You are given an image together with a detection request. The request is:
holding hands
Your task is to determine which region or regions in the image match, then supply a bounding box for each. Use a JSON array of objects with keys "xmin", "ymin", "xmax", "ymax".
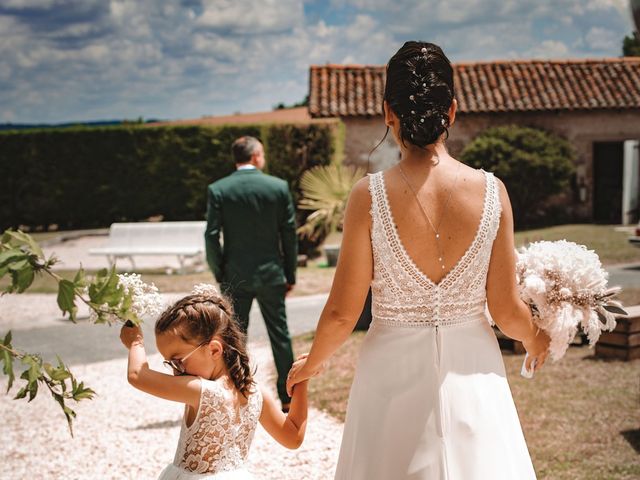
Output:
[{"xmin": 286, "ymin": 353, "xmax": 324, "ymax": 397}]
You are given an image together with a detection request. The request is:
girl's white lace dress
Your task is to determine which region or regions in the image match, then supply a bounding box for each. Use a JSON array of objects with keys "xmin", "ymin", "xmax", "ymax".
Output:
[
  {"xmin": 334, "ymin": 169, "xmax": 537, "ymax": 479},
  {"xmin": 158, "ymin": 378, "xmax": 262, "ymax": 480}
]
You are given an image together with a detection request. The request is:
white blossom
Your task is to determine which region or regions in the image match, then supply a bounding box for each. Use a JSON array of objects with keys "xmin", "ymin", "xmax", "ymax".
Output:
[
  {"xmin": 191, "ymin": 283, "xmax": 219, "ymax": 297},
  {"xmin": 89, "ymin": 273, "xmax": 164, "ymax": 323},
  {"xmin": 118, "ymin": 273, "xmax": 164, "ymax": 319}
]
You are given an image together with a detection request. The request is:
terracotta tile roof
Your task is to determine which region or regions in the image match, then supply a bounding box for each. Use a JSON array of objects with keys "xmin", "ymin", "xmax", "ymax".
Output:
[
  {"xmin": 309, "ymin": 58, "xmax": 640, "ymax": 117},
  {"xmin": 148, "ymin": 107, "xmax": 334, "ymax": 127}
]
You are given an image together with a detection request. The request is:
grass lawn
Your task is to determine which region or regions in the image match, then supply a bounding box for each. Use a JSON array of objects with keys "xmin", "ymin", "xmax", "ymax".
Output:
[
  {"xmin": 293, "ymin": 331, "xmax": 640, "ymax": 480},
  {"xmin": 513, "ymin": 224, "xmax": 640, "ymax": 266}
]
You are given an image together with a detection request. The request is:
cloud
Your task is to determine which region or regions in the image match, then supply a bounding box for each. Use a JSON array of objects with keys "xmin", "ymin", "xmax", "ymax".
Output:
[
  {"xmin": 0, "ymin": 0, "xmax": 632, "ymax": 123},
  {"xmin": 526, "ymin": 40, "xmax": 571, "ymax": 59},
  {"xmin": 584, "ymin": 26, "xmax": 621, "ymax": 52},
  {"xmin": 196, "ymin": 0, "xmax": 304, "ymax": 34}
]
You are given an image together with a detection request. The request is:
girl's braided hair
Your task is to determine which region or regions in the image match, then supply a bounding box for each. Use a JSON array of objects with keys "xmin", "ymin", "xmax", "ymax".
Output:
[{"xmin": 155, "ymin": 291, "xmax": 255, "ymax": 398}]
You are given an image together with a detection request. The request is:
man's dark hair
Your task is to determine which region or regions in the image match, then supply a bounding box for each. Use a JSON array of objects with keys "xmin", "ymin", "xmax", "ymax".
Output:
[{"xmin": 232, "ymin": 136, "xmax": 262, "ymax": 164}]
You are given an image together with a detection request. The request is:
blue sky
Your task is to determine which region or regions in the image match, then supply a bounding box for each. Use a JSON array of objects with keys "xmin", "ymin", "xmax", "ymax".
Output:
[{"xmin": 0, "ymin": 0, "xmax": 634, "ymax": 124}]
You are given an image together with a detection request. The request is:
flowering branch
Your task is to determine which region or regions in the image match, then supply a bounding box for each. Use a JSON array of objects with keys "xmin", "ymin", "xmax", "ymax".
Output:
[{"xmin": 0, "ymin": 229, "xmax": 163, "ymax": 436}]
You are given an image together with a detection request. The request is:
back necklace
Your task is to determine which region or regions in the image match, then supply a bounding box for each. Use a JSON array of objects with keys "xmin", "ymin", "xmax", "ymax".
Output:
[{"xmin": 397, "ymin": 160, "xmax": 462, "ymax": 273}]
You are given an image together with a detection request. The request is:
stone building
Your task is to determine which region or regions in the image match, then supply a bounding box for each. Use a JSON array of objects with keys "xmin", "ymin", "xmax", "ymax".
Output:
[{"xmin": 308, "ymin": 58, "xmax": 640, "ymax": 224}]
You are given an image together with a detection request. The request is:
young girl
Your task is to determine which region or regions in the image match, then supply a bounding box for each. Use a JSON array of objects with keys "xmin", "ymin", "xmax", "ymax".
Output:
[{"xmin": 120, "ymin": 288, "xmax": 308, "ymax": 479}]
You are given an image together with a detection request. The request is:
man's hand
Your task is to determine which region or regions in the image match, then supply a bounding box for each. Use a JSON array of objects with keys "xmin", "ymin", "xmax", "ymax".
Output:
[{"xmin": 286, "ymin": 283, "xmax": 295, "ymax": 296}]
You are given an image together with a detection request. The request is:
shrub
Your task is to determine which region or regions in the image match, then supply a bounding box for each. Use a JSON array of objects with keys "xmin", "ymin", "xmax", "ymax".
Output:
[{"xmin": 460, "ymin": 125, "xmax": 576, "ymax": 228}]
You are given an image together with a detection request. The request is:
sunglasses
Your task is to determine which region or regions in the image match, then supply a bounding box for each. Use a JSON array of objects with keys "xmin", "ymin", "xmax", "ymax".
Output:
[{"xmin": 163, "ymin": 341, "xmax": 208, "ymax": 375}]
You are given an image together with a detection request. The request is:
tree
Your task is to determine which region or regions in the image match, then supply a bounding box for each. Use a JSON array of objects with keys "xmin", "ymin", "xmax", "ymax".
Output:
[
  {"xmin": 622, "ymin": 33, "xmax": 640, "ymax": 56},
  {"xmin": 460, "ymin": 125, "xmax": 576, "ymax": 228},
  {"xmin": 273, "ymin": 95, "xmax": 309, "ymax": 110}
]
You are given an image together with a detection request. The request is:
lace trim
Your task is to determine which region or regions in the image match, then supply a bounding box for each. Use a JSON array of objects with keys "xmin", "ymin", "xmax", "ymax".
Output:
[
  {"xmin": 372, "ymin": 314, "xmax": 486, "ymax": 328},
  {"xmin": 375, "ymin": 169, "xmax": 493, "ymax": 291}
]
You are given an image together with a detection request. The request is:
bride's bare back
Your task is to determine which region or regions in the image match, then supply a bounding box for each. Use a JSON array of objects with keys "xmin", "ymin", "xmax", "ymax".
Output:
[{"xmin": 383, "ymin": 159, "xmax": 487, "ymax": 286}]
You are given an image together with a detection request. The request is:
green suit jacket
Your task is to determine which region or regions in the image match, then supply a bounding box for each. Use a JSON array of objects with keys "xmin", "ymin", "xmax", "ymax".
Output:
[{"xmin": 205, "ymin": 168, "xmax": 297, "ymax": 288}]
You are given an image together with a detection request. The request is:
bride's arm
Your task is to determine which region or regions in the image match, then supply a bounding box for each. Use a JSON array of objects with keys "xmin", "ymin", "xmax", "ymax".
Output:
[
  {"xmin": 486, "ymin": 177, "xmax": 538, "ymax": 341},
  {"xmin": 286, "ymin": 177, "xmax": 373, "ymax": 394}
]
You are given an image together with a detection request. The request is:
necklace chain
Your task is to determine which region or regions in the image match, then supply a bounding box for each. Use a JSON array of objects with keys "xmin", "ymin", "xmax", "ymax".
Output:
[{"xmin": 397, "ymin": 160, "xmax": 462, "ymax": 271}]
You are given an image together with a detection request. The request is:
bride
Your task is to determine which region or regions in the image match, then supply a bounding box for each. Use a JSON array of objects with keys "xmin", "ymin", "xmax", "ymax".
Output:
[{"xmin": 286, "ymin": 41, "xmax": 551, "ymax": 479}]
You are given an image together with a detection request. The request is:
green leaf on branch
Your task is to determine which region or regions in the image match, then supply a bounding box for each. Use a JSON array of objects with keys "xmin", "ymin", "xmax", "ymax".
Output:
[
  {"xmin": 116, "ymin": 292, "xmax": 141, "ymax": 325},
  {"xmin": 20, "ymin": 354, "xmax": 42, "ymax": 401},
  {"xmin": 44, "ymin": 362, "xmax": 71, "ymax": 382},
  {"xmin": 14, "ymin": 385, "xmax": 28, "ymax": 399},
  {"xmin": 8, "ymin": 258, "xmax": 29, "ymax": 271},
  {"xmin": 1, "ymin": 230, "xmax": 44, "ymax": 258},
  {"xmin": 72, "ymin": 381, "xmax": 96, "ymax": 401},
  {"xmin": 89, "ymin": 267, "xmax": 123, "ymax": 307},
  {"xmin": 73, "ymin": 267, "xmax": 88, "ymax": 289},
  {"xmin": 0, "ymin": 249, "xmax": 27, "ymax": 268},
  {"xmin": 16, "ymin": 365, "xmax": 39, "ymax": 402},
  {"xmin": 1, "ymin": 331, "xmax": 15, "ymax": 392},
  {"xmin": 10, "ymin": 266, "xmax": 35, "ymax": 293},
  {"xmin": 57, "ymin": 279, "xmax": 78, "ymax": 322}
]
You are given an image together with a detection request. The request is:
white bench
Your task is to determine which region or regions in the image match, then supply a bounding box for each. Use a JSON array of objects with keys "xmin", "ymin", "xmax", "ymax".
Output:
[{"xmin": 89, "ymin": 221, "xmax": 207, "ymax": 272}]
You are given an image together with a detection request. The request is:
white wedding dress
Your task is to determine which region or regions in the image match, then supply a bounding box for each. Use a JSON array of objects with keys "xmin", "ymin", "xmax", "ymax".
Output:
[
  {"xmin": 158, "ymin": 378, "xmax": 262, "ymax": 480},
  {"xmin": 334, "ymin": 169, "xmax": 537, "ymax": 479}
]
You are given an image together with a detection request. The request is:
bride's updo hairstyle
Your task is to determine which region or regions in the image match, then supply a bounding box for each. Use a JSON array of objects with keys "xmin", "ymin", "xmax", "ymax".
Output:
[{"xmin": 383, "ymin": 41, "xmax": 455, "ymax": 149}]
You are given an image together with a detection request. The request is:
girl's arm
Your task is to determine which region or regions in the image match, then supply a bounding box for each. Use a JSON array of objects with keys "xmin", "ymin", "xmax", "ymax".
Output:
[
  {"xmin": 120, "ymin": 325, "xmax": 201, "ymax": 408},
  {"xmin": 259, "ymin": 381, "xmax": 308, "ymax": 449},
  {"xmin": 286, "ymin": 177, "xmax": 373, "ymax": 395}
]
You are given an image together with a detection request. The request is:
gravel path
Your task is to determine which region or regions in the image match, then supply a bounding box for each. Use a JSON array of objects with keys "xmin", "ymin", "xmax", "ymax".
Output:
[{"xmin": 0, "ymin": 342, "xmax": 343, "ymax": 479}]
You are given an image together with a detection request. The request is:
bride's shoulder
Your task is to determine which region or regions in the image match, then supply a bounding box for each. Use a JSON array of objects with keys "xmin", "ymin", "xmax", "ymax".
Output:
[
  {"xmin": 350, "ymin": 174, "xmax": 372, "ymax": 200},
  {"xmin": 344, "ymin": 175, "xmax": 373, "ymax": 217}
]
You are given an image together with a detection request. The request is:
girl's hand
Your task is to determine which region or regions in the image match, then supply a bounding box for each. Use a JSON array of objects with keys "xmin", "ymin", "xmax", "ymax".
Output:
[
  {"xmin": 120, "ymin": 324, "xmax": 144, "ymax": 349},
  {"xmin": 522, "ymin": 327, "xmax": 550, "ymax": 373},
  {"xmin": 286, "ymin": 356, "xmax": 324, "ymax": 396}
]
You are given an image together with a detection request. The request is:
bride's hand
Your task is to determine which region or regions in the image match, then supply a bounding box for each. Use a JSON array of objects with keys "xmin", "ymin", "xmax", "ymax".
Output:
[
  {"xmin": 522, "ymin": 327, "xmax": 551, "ymax": 373},
  {"xmin": 286, "ymin": 355, "xmax": 324, "ymax": 396}
]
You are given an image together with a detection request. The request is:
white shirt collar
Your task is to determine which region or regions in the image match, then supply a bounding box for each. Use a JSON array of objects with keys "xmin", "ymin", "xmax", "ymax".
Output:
[{"xmin": 236, "ymin": 164, "xmax": 257, "ymax": 171}]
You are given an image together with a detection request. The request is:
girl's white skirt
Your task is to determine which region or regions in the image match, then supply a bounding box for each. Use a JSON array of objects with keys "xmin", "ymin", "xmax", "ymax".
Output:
[{"xmin": 158, "ymin": 464, "xmax": 254, "ymax": 480}]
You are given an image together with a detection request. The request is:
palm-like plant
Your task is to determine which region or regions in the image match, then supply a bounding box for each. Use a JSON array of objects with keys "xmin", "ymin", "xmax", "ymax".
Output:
[{"xmin": 297, "ymin": 164, "xmax": 366, "ymax": 241}]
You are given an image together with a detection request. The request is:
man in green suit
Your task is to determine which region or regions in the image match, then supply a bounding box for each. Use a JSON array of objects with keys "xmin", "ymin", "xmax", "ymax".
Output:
[{"xmin": 205, "ymin": 136, "xmax": 297, "ymax": 410}]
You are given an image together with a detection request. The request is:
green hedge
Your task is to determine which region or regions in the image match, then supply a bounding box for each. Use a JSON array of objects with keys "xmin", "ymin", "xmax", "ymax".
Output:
[{"xmin": 0, "ymin": 123, "xmax": 340, "ymax": 230}]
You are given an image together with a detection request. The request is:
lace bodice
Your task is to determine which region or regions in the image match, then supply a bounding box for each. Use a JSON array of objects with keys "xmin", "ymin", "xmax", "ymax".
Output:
[
  {"xmin": 368, "ymin": 169, "xmax": 501, "ymax": 328},
  {"xmin": 173, "ymin": 379, "xmax": 262, "ymax": 475}
]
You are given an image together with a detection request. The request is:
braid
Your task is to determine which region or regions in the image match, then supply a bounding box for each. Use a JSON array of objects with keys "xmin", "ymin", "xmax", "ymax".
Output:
[
  {"xmin": 155, "ymin": 291, "xmax": 255, "ymax": 398},
  {"xmin": 383, "ymin": 41, "xmax": 455, "ymax": 149},
  {"xmin": 221, "ymin": 327, "xmax": 256, "ymax": 398}
]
